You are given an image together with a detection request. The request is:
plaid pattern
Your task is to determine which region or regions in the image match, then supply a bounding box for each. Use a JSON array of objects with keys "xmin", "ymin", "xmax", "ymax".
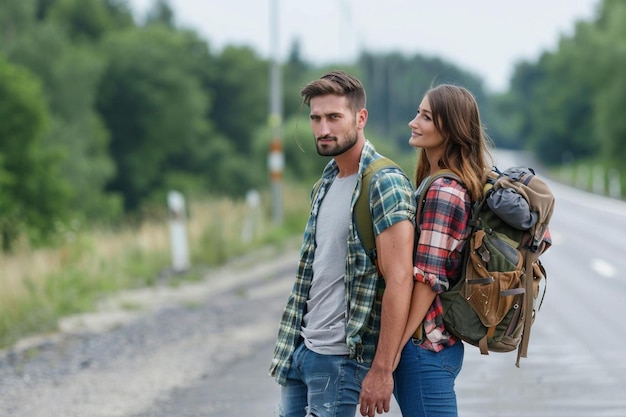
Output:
[
  {"xmin": 414, "ymin": 177, "xmax": 471, "ymax": 352},
  {"xmin": 269, "ymin": 141, "xmax": 415, "ymax": 385}
]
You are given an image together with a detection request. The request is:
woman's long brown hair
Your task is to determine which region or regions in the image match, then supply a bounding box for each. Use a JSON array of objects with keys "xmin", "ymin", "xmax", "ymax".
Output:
[{"xmin": 414, "ymin": 84, "xmax": 493, "ymax": 202}]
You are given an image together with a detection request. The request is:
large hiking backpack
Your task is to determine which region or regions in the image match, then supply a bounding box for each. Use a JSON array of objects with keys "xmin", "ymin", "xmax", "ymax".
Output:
[{"xmin": 417, "ymin": 166, "xmax": 555, "ymax": 366}]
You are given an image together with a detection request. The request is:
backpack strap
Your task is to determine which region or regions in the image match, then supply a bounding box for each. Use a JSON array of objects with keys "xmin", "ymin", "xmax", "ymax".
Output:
[
  {"xmin": 413, "ymin": 169, "xmax": 463, "ymax": 341},
  {"xmin": 312, "ymin": 157, "xmax": 404, "ymax": 262},
  {"xmin": 415, "ymin": 169, "xmax": 463, "ymax": 241},
  {"xmin": 355, "ymin": 157, "xmax": 404, "ymax": 261},
  {"xmin": 311, "ymin": 158, "xmax": 405, "ymax": 301},
  {"xmin": 515, "ymin": 253, "xmax": 532, "ymax": 366},
  {"xmin": 515, "ymin": 246, "xmax": 546, "ymax": 366}
]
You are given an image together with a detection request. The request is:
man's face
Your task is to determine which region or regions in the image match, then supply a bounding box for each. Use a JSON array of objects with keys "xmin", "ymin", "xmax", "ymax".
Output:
[{"xmin": 309, "ymin": 94, "xmax": 359, "ymax": 157}]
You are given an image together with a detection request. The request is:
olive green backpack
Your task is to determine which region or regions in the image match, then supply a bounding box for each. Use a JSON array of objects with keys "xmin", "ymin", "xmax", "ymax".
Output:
[{"xmin": 417, "ymin": 167, "xmax": 555, "ymax": 367}]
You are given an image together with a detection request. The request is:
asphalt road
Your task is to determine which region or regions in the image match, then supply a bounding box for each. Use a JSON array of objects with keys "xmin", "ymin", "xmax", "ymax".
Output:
[{"xmin": 1, "ymin": 172, "xmax": 626, "ymax": 416}]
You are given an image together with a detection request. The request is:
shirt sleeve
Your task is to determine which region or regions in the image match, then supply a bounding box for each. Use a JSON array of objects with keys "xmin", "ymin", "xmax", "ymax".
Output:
[
  {"xmin": 414, "ymin": 178, "xmax": 470, "ymax": 293},
  {"xmin": 369, "ymin": 169, "xmax": 416, "ymax": 237}
]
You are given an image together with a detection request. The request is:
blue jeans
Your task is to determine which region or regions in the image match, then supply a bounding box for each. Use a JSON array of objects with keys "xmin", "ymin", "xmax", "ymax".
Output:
[
  {"xmin": 393, "ymin": 340, "xmax": 464, "ymax": 417},
  {"xmin": 279, "ymin": 342, "xmax": 370, "ymax": 417}
]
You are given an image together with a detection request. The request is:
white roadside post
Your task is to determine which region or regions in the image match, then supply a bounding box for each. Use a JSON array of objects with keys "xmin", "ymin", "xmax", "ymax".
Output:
[
  {"xmin": 592, "ymin": 165, "xmax": 605, "ymax": 195},
  {"xmin": 167, "ymin": 190, "xmax": 190, "ymax": 273},
  {"xmin": 608, "ymin": 168, "xmax": 622, "ymax": 200},
  {"xmin": 242, "ymin": 189, "xmax": 261, "ymax": 244}
]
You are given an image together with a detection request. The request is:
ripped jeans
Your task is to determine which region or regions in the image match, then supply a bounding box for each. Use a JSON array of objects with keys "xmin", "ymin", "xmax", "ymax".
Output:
[{"xmin": 278, "ymin": 342, "xmax": 369, "ymax": 417}]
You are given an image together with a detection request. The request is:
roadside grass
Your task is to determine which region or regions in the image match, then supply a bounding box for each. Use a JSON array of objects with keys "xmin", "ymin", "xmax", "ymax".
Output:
[
  {"xmin": 0, "ymin": 184, "xmax": 309, "ymax": 349},
  {"xmin": 553, "ymin": 160, "xmax": 624, "ymax": 199}
]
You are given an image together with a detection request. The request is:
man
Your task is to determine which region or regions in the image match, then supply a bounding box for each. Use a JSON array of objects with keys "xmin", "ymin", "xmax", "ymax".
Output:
[{"xmin": 269, "ymin": 70, "xmax": 416, "ymax": 417}]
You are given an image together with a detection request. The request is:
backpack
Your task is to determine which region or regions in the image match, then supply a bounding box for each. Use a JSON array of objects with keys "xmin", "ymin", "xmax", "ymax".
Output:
[{"xmin": 417, "ymin": 166, "xmax": 555, "ymax": 367}]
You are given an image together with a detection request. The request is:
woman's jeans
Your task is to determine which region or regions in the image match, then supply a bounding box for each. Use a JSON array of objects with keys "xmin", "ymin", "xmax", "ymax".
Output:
[
  {"xmin": 393, "ymin": 340, "xmax": 464, "ymax": 417},
  {"xmin": 279, "ymin": 342, "xmax": 370, "ymax": 417}
]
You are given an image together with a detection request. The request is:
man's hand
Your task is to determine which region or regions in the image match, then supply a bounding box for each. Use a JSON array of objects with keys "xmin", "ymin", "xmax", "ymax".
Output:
[{"xmin": 359, "ymin": 367, "xmax": 394, "ymax": 417}]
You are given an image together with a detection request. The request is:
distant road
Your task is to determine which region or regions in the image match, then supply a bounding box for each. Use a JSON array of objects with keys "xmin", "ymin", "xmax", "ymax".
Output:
[{"xmin": 1, "ymin": 151, "xmax": 625, "ymax": 417}]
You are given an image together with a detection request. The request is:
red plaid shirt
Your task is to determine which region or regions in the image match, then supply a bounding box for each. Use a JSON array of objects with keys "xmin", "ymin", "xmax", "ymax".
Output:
[{"xmin": 414, "ymin": 176, "xmax": 471, "ymax": 352}]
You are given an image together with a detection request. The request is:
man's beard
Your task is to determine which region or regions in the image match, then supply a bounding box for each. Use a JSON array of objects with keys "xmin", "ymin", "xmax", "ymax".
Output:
[{"xmin": 315, "ymin": 128, "xmax": 358, "ymax": 157}]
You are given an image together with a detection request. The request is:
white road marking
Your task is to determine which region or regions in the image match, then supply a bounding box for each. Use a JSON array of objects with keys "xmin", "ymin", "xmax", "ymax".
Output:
[{"xmin": 591, "ymin": 258, "xmax": 616, "ymax": 279}]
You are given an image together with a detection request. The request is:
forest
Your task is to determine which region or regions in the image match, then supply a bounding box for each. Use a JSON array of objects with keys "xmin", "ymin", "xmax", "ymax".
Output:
[{"xmin": 1, "ymin": 0, "xmax": 624, "ymax": 252}]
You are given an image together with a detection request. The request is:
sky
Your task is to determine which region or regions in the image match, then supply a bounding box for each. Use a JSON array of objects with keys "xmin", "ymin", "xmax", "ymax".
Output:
[{"xmin": 128, "ymin": 0, "xmax": 601, "ymax": 92}]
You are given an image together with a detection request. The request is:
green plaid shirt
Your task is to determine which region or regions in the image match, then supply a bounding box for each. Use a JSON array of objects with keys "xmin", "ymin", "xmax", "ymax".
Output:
[{"xmin": 269, "ymin": 141, "xmax": 416, "ymax": 385}]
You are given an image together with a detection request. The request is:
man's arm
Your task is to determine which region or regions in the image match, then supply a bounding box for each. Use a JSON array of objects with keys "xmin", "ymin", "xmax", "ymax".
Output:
[
  {"xmin": 359, "ymin": 219, "xmax": 414, "ymax": 417},
  {"xmin": 393, "ymin": 281, "xmax": 436, "ymax": 368}
]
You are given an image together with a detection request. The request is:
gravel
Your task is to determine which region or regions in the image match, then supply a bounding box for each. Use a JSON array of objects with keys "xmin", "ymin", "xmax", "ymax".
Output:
[{"xmin": 0, "ymin": 245, "xmax": 298, "ymax": 417}]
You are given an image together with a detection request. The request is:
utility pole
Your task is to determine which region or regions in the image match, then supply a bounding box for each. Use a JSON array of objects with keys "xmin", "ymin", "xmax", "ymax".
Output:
[{"xmin": 268, "ymin": 0, "xmax": 284, "ymax": 225}]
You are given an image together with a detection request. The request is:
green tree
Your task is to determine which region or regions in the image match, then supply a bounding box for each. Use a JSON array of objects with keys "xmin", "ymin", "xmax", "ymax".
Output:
[
  {"xmin": 0, "ymin": 0, "xmax": 36, "ymax": 47},
  {"xmin": 97, "ymin": 25, "xmax": 214, "ymax": 209},
  {"xmin": 281, "ymin": 39, "xmax": 315, "ymax": 122},
  {"xmin": 505, "ymin": 0, "xmax": 626, "ymax": 166},
  {"xmin": 482, "ymin": 91, "xmax": 524, "ymax": 150},
  {"xmin": 358, "ymin": 52, "xmax": 488, "ymax": 149},
  {"xmin": 46, "ymin": 0, "xmax": 133, "ymax": 42},
  {"xmin": 591, "ymin": 0, "xmax": 626, "ymax": 165},
  {"xmin": 209, "ymin": 45, "xmax": 270, "ymax": 156},
  {"xmin": 7, "ymin": 22, "xmax": 120, "ymax": 221},
  {"xmin": 526, "ymin": 27, "xmax": 598, "ymax": 164},
  {"xmin": 145, "ymin": 0, "xmax": 175, "ymax": 27},
  {"xmin": 0, "ymin": 55, "xmax": 70, "ymax": 250}
]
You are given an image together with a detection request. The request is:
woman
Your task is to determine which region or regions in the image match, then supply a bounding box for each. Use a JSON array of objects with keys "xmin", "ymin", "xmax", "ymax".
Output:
[{"xmin": 393, "ymin": 84, "xmax": 493, "ymax": 417}]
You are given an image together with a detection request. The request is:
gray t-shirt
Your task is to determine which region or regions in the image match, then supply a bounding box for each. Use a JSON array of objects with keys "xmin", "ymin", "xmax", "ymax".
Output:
[{"xmin": 301, "ymin": 173, "xmax": 358, "ymax": 355}]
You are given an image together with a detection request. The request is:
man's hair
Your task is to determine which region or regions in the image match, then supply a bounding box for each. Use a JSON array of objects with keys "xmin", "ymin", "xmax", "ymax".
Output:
[{"xmin": 300, "ymin": 70, "xmax": 366, "ymax": 113}]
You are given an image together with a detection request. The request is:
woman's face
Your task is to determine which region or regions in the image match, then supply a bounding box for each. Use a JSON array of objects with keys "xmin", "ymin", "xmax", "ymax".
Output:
[{"xmin": 408, "ymin": 95, "xmax": 445, "ymax": 152}]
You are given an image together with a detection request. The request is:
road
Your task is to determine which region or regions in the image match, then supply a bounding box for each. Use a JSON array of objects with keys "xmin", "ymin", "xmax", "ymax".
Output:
[{"xmin": 1, "ymin": 153, "xmax": 626, "ymax": 416}]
